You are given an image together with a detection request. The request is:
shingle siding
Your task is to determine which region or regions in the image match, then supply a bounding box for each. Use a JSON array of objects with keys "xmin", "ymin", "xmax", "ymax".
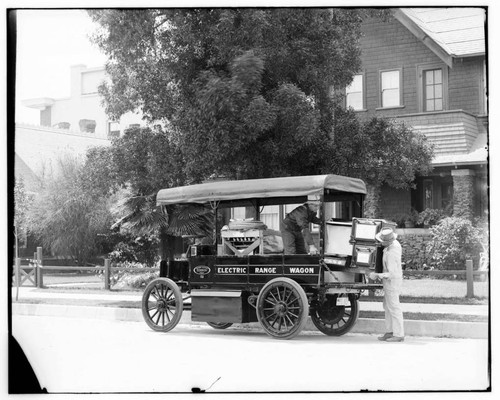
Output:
[
  {"xmin": 448, "ymin": 58, "xmax": 483, "ymax": 114},
  {"xmin": 358, "ymin": 16, "xmax": 484, "ymax": 119}
]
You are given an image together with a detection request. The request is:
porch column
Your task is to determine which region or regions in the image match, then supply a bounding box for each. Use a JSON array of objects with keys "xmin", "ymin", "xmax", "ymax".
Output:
[{"xmin": 451, "ymin": 169, "xmax": 475, "ymax": 221}]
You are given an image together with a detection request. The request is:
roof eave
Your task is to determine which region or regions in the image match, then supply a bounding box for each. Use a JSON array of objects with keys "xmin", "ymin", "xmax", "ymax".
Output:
[{"xmin": 393, "ymin": 9, "xmax": 453, "ymax": 68}]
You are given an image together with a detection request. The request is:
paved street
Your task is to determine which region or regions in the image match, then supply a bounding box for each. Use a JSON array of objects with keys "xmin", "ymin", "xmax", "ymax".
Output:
[{"xmin": 13, "ymin": 314, "xmax": 489, "ymax": 394}]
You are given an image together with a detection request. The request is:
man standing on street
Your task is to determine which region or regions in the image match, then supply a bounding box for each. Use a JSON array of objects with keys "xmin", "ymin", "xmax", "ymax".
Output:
[{"xmin": 369, "ymin": 228, "xmax": 405, "ymax": 342}]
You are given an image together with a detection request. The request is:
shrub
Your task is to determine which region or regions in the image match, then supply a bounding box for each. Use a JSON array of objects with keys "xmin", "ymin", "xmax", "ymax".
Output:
[
  {"xmin": 105, "ymin": 261, "xmax": 159, "ymax": 289},
  {"xmin": 426, "ymin": 217, "xmax": 483, "ymax": 270},
  {"xmin": 417, "ymin": 208, "xmax": 447, "ymax": 227},
  {"xmin": 108, "ymin": 235, "xmax": 160, "ymax": 267}
]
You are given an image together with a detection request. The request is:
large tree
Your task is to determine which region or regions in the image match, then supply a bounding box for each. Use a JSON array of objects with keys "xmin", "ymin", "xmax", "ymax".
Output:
[
  {"xmin": 88, "ymin": 8, "xmax": 432, "ymax": 222},
  {"xmin": 88, "ymin": 8, "xmax": 374, "ymax": 180}
]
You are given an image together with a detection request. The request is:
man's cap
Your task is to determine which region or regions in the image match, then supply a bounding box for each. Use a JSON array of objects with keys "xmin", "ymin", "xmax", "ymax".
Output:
[
  {"xmin": 375, "ymin": 228, "xmax": 398, "ymax": 244},
  {"xmin": 307, "ymin": 194, "xmax": 321, "ymax": 203}
]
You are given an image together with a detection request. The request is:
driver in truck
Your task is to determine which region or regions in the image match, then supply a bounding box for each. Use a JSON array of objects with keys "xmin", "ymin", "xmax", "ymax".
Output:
[{"xmin": 280, "ymin": 195, "xmax": 321, "ymax": 255}]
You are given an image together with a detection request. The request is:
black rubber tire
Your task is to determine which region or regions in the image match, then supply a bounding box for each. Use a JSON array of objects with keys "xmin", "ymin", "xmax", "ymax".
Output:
[
  {"xmin": 311, "ymin": 293, "xmax": 360, "ymax": 336},
  {"xmin": 256, "ymin": 277, "xmax": 309, "ymax": 340},
  {"xmin": 142, "ymin": 277, "xmax": 183, "ymax": 332},
  {"xmin": 206, "ymin": 322, "xmax": 233, "ymax": 329}
]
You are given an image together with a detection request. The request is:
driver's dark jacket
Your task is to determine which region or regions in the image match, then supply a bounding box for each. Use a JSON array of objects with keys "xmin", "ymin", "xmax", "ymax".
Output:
[{"xmin": 280, "ymin": 204, "xmax": 321, "ymax": 246}]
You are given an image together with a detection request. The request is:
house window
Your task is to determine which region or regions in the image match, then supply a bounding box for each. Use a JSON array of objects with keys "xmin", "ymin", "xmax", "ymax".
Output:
[
  {"xmin": 423, "ymin": 179, "xmax": 434, "ymax": 209},
  {"xmin": 79, "ymin": 119, "xmax": 96, "ymax": 133},
  {"xmin": 108, "ymin": 122, "xmax": 120, "ymax": 138},
  {"xmin": 81, "ymin": 70, "xmax": 104, "ymax": 95},
  {"xmin": 424, "ymin": 69, "xmax": 443, "ymax": 111},
  {"xmin": 231, "ymin": 207, "xmax": 246, "ymax": 220},
  {"xmin": 417, "ymin": 63, "xmax": 448, "ymax": 112},
  {"xmin": 380, "ymin": 69, "xmax": 401, "ymax": 108},
  {"xmin": 260, "ymin": 205, "xmax": 280, "ymax": 230},
  {"xmin": 346, "ymin": 74, "xmax": 364, "ymax": 110}
]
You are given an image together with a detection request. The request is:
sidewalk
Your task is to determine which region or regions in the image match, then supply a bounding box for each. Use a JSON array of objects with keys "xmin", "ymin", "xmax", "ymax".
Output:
[{"xmin": 11, "ymin": 286, "xmax": 489, "ymax": 339}]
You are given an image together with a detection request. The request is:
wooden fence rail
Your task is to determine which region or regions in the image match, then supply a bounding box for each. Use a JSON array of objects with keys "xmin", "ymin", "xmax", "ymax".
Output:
[{"xmin": 14, "ymin": 249, "xmax": 488, "ymax": 298}]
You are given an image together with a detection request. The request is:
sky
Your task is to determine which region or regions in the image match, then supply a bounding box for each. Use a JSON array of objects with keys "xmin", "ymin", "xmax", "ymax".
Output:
[{"xmin": 15, "ymin": 9, "xmax": 108, "ymax": 124}]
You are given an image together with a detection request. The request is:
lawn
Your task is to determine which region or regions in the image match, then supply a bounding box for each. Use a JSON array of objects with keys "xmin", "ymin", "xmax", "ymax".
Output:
[
  {"xmin": 402, "ymin": 277, "xmax": 489, "ymax": 299},
  {"xmin": 361, "ymin": 277, "xmax": 489, "ymax": 304}
]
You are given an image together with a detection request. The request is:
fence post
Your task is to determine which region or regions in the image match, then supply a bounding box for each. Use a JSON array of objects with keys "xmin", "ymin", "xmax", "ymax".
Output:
[
  {"xmin": 466, "ymin": 259, "xmax": 474, "ymax": 298},
  {"xmin": 15, "ymin": 257, "xmax": 21, "ymax": 287},
  {"xmin": 33, "ymin": 252, "xmax": 38, "ymax": 285},
  {"xmin": 15, "ymin": 257, "xmax": 21, "ymax": 301},
  {"xmin": 36, "ymin": 247, "xmax": 44, "ymax": 289},
  {"xmin": 104, "ymin": 259, "xmax": 110, "ymax": 290}
]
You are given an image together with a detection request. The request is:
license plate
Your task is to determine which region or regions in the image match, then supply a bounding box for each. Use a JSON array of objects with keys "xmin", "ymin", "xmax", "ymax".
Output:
[{"xmin": 336, "ymin": 296, "xmax": 349, "ymax": 306}]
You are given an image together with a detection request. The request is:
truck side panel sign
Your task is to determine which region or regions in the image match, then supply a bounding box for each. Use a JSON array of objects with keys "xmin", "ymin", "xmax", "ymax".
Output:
[{"xmin": 214, "ymin": 266, "xmax": 318, "ymax": 274}]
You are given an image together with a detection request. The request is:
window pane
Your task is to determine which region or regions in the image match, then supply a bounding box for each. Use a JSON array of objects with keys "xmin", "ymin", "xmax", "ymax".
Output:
[
  {"xmin": 347, "ymin": 93, "xmax": 363, "ymax": 110},
  {"xmin": 426, "ymin": 100, "xmax": 434, "ymax": 111},
  {"xmin": 260, "ymin": 205, "xmax": 279, "ymax": 230},
  {"xmin": 425, "ymin": 71, "xmax": 434, "ymax": 85},
  {"xmin": 346, "ymin": 75, "xmax": 363, "ymax": 110},
  {"xmin": 347, "ymin": 75, "xmax": 362, "ymax": 92},
  {"xmin": 434, "ymin": 84, "xmax": 442, "ymax": 99},
  {"xmin": 232, "ymin": 207, "xmax": 246, "ymax": 220},
  {"xmin": 434, "ymin": 99, "xmax": 443, "ymax": 110},
  {"xmin": 426, "ymin": 84, "xmax": 434, "ymax": 98},
  {"xmin": 434, "ymin": 69, "xmax": 442, "ymax": 84},
  {"xmin": 383, "ymin": 88, "xmax": 400, "ymax": 107},
  {"xmin": 424, "ymin": 180, "xmax": 433, "ymax": 209},
  {"xmin": 382, "ymin": 70, "xmax": 399, "ymax": 89}
]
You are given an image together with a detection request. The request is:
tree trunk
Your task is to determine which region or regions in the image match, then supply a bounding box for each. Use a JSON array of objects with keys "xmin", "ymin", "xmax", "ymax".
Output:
[{"xmin": 364, "ymin": 183, "xmax": 382, "ymax": 218}]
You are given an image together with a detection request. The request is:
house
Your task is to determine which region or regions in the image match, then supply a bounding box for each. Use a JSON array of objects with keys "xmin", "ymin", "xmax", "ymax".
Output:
[
  {"xmin": 347, "ymin": 7, "xmax": 488, "ymax": 223},
  {"xmin": 15, "ymin": 64, "xmax": 145, "ymax": 256},
  {"xmin": 22, "ymin": 64, "xmax": 144, "ymax": 139}
]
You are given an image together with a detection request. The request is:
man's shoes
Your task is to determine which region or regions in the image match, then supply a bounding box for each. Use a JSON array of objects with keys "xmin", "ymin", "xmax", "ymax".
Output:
[
  {"xmin": 377, "ymin": 332, "xmax": 393, "ymax": 341},
  {"xmin": 385, "ymin": 336, "xmax": 405, "ymax": 342}
]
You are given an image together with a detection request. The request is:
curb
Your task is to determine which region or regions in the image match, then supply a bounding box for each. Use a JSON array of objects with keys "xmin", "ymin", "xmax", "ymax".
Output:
[{"xmin": 12, "ymin": 303, "xmax": 488, "ymax": 339}]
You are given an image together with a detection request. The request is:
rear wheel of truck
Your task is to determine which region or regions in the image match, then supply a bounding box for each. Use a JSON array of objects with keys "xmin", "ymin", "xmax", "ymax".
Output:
[
  {"xmin": 256, "ymin": 277, "xmax": 309, "ymax": 340},
  {"xmin": 142, "ymin": 278, "xmax": 183, "ymax": 332},
  {"xmin": 311, "ymin": 293, "xmax": 359, "ymax": 336}
]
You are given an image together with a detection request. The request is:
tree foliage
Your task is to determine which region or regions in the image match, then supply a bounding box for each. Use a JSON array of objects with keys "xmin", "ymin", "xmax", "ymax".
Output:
[
  {"xmin": 14, "ymin": 177, "xmax": 34, "ymax": 250},
  {"xmin": 88, "ymin": 8, "xmax": 371, "ymax": 180},
  {"xmin": 330, "ymin": 107, "xmax": 434, "ymax": 189},
  {"xmin": 110, "ymin": 126, "xmax": 186, "ymax": 194},
  {"xmin": 106, "ymin": 126, "xmax": 214, "ymax": 259},
  {"xmin": 28, "ymin": 156, "xmax": 115, "ymax": 264}
]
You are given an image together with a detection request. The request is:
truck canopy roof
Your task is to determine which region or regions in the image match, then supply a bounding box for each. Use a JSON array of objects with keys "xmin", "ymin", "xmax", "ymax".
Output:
[{"xmin": 156, "ymin": 175, "xmax": 366, "ymax": 207}]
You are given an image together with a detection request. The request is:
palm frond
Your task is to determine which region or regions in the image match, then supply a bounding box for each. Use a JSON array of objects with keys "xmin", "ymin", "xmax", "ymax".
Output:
[{"xmin": 112, "ymin": 194, "xmax": 213, "ymax": 237}]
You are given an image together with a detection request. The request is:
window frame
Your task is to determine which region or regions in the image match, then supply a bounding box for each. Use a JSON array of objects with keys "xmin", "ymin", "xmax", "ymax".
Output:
[
  {"xmin": 345, "ymin": 72, "xmax": 366, "ymax": 111},
  {"xmin": 417, "ymin": 63, "xmax": 448, "ymax": 113},
  {"xmin": 423, "ymin": 179, "xmax": 434, "ymax": 210},
  {"xmin": 378, "ymin": 68, "xmax": 403, "ymax": 109},
  {"xmin": 107, "ymin": 121, "xmax": 120, "ymax": 138}
]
